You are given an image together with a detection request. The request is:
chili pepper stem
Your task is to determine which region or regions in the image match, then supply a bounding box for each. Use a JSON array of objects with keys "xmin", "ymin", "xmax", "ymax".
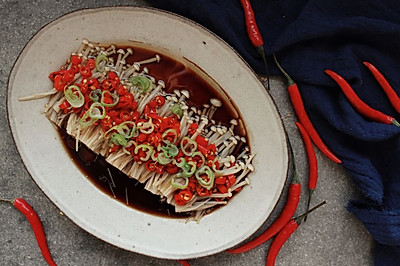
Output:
[
  {"xmin": 304, "ymin": 189, "xmax": 314, "ymax": 222},
  {"xmin": 392, "ymin": 119, "xmax": 400, "ymax": 126},
  {"xmin": 295, "ymin": 200, "xmax": 326, "ymax": 225},
  {"xmin": 0, "ymin": 198, "xmax": 14, "ymax": 204},
  {"xmin": 256, "ymin": 46, "xmax": 270, "ymax": 90},
  {"xmin": 272, "ymin": 53, "xmax": 295, "ymax": 86}
]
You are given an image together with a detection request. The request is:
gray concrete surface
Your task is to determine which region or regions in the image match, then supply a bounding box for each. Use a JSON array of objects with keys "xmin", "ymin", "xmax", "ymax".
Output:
[{"xmin": 0, "ymin": 0, "xmax": 373, "ymax": 265}]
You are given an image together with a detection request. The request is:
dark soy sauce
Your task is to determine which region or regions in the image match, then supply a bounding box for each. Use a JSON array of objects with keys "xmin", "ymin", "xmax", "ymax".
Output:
[{"xmin": 58, "ymin": 44, "xmax": 247, "ymax": 218}]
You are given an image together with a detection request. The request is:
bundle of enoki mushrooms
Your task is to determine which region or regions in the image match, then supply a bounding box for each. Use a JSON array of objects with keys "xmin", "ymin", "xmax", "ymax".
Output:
[{"xmin": 20, "ymin": 39, "xmax": 255, "ymax": 222}]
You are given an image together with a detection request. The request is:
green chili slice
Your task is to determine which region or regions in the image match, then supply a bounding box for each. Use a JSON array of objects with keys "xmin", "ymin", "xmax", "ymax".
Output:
[
  {"xmin": 117, "ymin": 121, "xmax": 136, "ymax": 139},
  {"xmin": 175, "ymin": 158, "xmax": 187, "ymax": 168},
  {"xmin": 138, "ymin": 117, "xmax": 154, "ymax": 134},
  {"xmin": 64, "ymin": 85, "xmax": 84, "ymax": 108},
  {"xmin": 88, "ymin": 102, "xmax": 106, "ymax": 119},
  {"xmin": 89, "ymin": 89, "xmax": 102, "ymax": 102},
  {"xmin": 161, "ymin": 129, "xmax": 178, "ymax": 144},
  {"xmin": 162, "ymin": 143, "xmax": 179, "ymax": 158},
  {"xmin": 195, "ymin": 165, "xmax": 215, "ymax": 189},
  {"xmin": 157, "ymin": 152, "xmax": 173, "ymax": 165},
  {"xmin": 95, "ymin": 53, "xmax": 108, "ymax": 72},
  {"xmin": 181, "ymin": 136, "xmax": 198, "ymax": 156},
  {"xmin": 78, "ymin": 102, "xmax": 105, "ymax": 128},
  {"xmin": 170, "ymin": 176, "xmax": 189, "ymax": 190},
  {"xmin": 129, "ymin": 75, "xmax": 154, "ymax": 94},
  {"xmin": 181, "ymin": 161, "xmax": 197, "ymax": 178},
  {"xmin": 171, "ymin": 103, "xmax": 183, "ymax": 117},
  {"xmin": 134, "ymin": 144, "xmax": 153, "ymax": 161},
  {"xmin": 110, "ymin": 132, "xmax": 128, "ymax": 147},
  {"xmin": 101, "ymin": 91, "xmax": 119, "ymax": 107}
]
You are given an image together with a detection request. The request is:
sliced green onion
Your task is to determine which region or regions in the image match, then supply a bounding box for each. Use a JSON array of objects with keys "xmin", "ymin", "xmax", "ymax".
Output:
[
  {"xmin": 129, "ymin": 75, "xmax": 154, "ymax": 94},
  {"xmin": 101, "ymin": 91, "xmax": 119, "ymax": 107},
  {"xmin": 171, "ymin": 103, "xmax": 183, "ymax": 117},
  {"xmin": 95, "ymin": 53, "xmax": 108, "ymax": 72},
  {"xmin": 89, "ymin": 89, "xmax": 102, "ymax": 102},
  {"xmin": 138, "ymin": 117, "xmax": 154, "ymax": 134},
  {"xmin": 171, "ymin": 176, "xmax": 189, "ymax": 189},
  {"xmin": 195, "ymin": 165, "xmax": 215, "ymax": 189},
  {"xmin": 64, "ymin": 85, "xmax": 84, "ymax": 108},
  {"xmin": 175, "ymin": 158, "xmax": 187, "ymax": 168},
  {"xmin": 78, "ymin": 102, "xmax": 105, "ymax": 128},
  {"xmin": 157, "ymin": 152, "xmax": 173, "ymax": 165},
  {"xmin": 161, "ymin": 129, "xmax": 178, "ymax": 144},
  {"xmin": 181, "ymin": 161, "xmax": 197, "ymax": 178},
  {"xmin": 88, "ymin": 102, "xmax": 106, "ymax": 119},
  {"xmin": 181, "ymin": 136, "xmax": 197, "ymax": 156},
  {"xmin": 134, "ymin": 144, "xmax": 154, "ymax": 161},
  {"xmin": 110, "ymin": 132, "xmax": 128, "ymax": 147},
  {"xmin": 117, "ymin": 121, "xmax": 136, "ymax": 139},
  {"xmin": 162, "ymin": 143, "xmax": 179, "ymax": 158},
  {"xmin": 122, "ymin": 140, "xmax": 137, "ymax": 154}
]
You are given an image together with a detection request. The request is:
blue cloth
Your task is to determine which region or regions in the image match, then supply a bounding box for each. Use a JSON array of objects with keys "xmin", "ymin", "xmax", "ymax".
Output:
[{"xmin": 148, "ymin": 0, "xmax": 400, "ymax": 264}]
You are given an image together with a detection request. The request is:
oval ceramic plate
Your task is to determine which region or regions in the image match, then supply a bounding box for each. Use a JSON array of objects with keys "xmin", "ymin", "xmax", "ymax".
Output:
[{"xmin": 7, "ymin": 7, "xmax": 288, "ymax": 259}]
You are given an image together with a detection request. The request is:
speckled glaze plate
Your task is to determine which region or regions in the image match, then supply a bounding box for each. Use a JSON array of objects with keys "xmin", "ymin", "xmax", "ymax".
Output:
[{"xmin": 7, "ymin": 7, "xmax": 288, "ymax": 259}]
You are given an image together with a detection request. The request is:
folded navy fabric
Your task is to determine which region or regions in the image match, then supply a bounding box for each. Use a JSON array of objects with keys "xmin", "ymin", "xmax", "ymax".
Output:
[{"xmin": 149, "ymin": 0, "xmax": 400, "ymax": 264}]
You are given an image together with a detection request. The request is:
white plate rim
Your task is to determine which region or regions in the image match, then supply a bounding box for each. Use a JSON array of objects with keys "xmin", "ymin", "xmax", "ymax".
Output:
[{"xmin": 7, "ymin": 6, "xmax": 289, "ymax": 259}]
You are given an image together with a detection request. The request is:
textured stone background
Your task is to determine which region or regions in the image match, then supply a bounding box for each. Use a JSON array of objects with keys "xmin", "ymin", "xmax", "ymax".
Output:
[{"xmin": 0, "ymin": 1, "xmax": 373, "ymax": 265}]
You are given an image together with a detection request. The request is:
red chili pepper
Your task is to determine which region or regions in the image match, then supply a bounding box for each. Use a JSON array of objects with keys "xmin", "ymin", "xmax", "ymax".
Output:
[
  {"xmin": 62, "ymin": 69, "xmax": 75, "ymax": 84},
  {"xmin": 196, "ymin": 184, "xmax": 212, "ymax": 197},
  {"xmin": 87, "ymin": 78, "xmax": 100, "ymax": 90},
  {"xmin": 188, "ymin": 123, "xmax": 198, "ymax": 135},
  {"xmin": 70, "ymin": 54, "xmax": 82, "ymax": 65},
  {"xmin": 227, "ymin": 175, "xmax": 301, "ymax": 253},
  {"xmin": 154, "ymin": 95, "xmax": 166, "ymax": 106},
  {"xmin": 174, "ymin": 189, "xmax": 193, "ymax": 205},
  {"xmin": 325, "ymin": 69, "xmax": 400, "ymax": 126},
  {"xmin": 240, "ymin": 0, "xmax": 263, "ymax": 47},
  {"xmin": 70, "ymin": 64, "xmax": 80, "ymax": 74},
  {"xmin": 177, "ymin": 260, "xmax": 190, "ymax": 266},
  {"xmin": 363, "ymin": 61, "xmax": 400, "ymax": 114},
  {"xmin": 53, "ymin": 75, "xmax": 67, "ymax": 91},
  {"xmin": 295, "ymin": 122, "xmax": 318, "ymax": 221},
  {"xmin": 59, "ymin": 101, "xmax": 71, "ymax": 114},
  {"xmin": 265, "ymin": 219, "xmax": 299, "ymax": 266},
  {"xmin": 86, "ymin": 58, "xmax": 96, "ymax": 70},
  {"xmin": 165, "ymin": 163, "xmax": 179, "ymax": 174},
  {"xmin": 215, "ymin": 176, "xmax": 227, "ymax": 185},
  {"xmin": 49, "ymin": 69, "xmax": 66, "ymax": 81},
  {"xmin": 273, "ymin": 54, "xmax": 342, "ymax": 164},
  {"xmin": 1, "ymin": 198, "xmax": 57, "ymax": 266},
  {"xmin": 265, "ymin": 201, "xmax": 326, "ymax": 266},
  {"xmin": 240, "ymin": 0, "xmax": 270, "ymax": 88},
  {"xmin": 79, "ymin": 65, "xmax": 92, "ymax": 79}
]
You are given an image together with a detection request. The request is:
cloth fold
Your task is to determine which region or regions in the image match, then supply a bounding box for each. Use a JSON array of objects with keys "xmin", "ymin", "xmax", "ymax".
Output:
[{"xmin": 149, "ymin": 0, "xmax": 400, "ymax": 264}]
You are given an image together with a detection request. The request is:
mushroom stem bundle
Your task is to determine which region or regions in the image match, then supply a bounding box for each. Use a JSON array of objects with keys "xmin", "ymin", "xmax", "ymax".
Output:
[{"xmin": 23, "ymin": 39, "xmax": 255, "ymax": 221}]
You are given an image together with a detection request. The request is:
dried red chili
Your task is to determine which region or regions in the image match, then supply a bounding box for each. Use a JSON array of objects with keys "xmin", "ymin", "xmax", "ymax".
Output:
[
  {"xmin": 295, "ymin": 122, "xmax": 318, "ymax": 221},
  {"xmin": 363, "ymin": 61, "xmax": 400, "ymax": 114},
  {"xmin": 227, "ymin": 166, "xmax": 301, "ymax": 254},
  {"xmin": 273, "ymin": 54, "xmax": 342, "ymax": 164},
  {"xmin": 0, "ymin": 198, "xmax": 57, "ymax": 266},
  {"xmin": 239, "ymin": 0, "xmax": 270, "ymax": 88},
  {"xmin": 325, "ymin": 69, "xmax": 400, "ymax": 126}
]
